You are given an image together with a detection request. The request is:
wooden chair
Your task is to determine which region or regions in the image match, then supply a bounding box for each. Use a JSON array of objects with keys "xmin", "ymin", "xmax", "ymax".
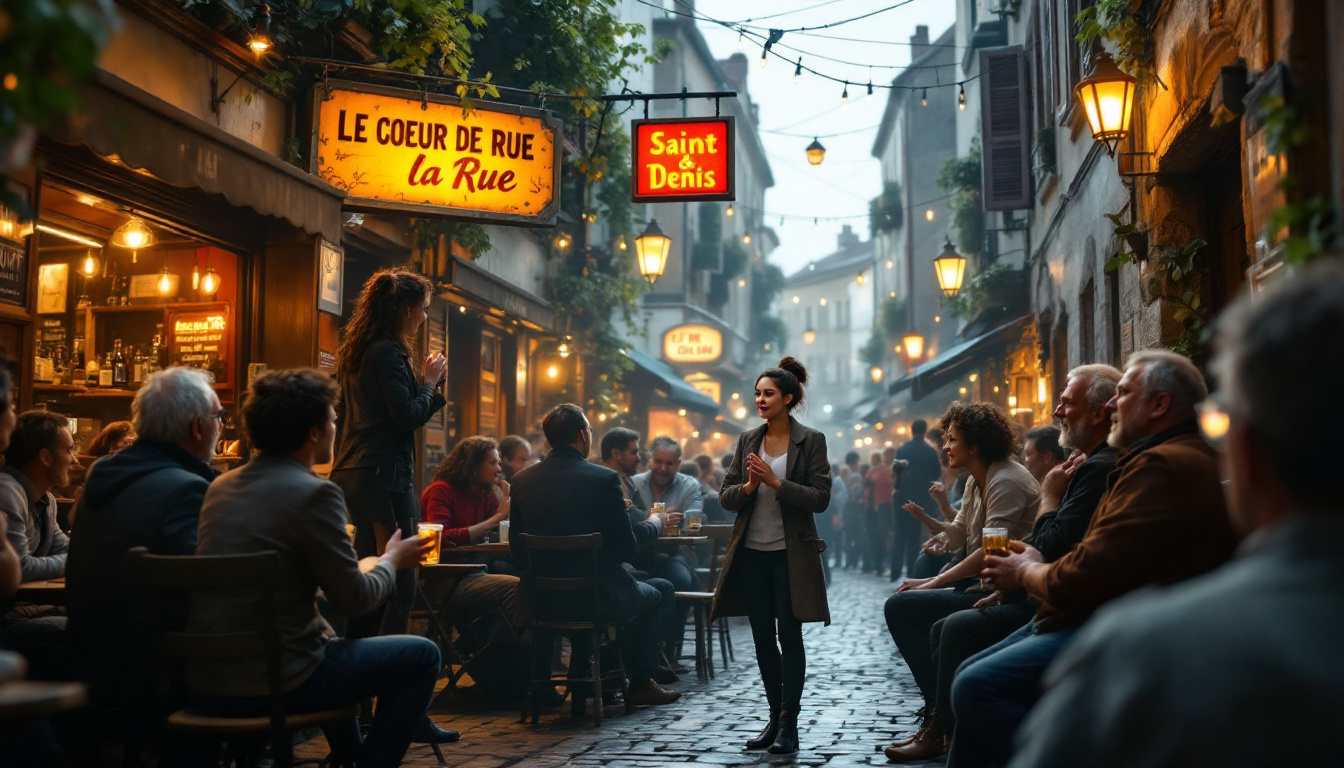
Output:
[
  {"xmin": 685, "ymin": 524, "xmax": 735, "ymax": 671},
  {"xmin": 515, "ymin": 533, "xmax": 632, "ymax": 726},
  {"xmin": 672, "ymin": 590, "xmax": 715, "ymax": 682},
  {"xmin": 125, "ymin": 547, "xmax": 356, "ymax": 768}
]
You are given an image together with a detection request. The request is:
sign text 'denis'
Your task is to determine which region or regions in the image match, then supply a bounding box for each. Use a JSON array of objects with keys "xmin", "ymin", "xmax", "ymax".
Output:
[{"xmin": 631, "ymin": 117, "xmax": 735, "ymax": 203}]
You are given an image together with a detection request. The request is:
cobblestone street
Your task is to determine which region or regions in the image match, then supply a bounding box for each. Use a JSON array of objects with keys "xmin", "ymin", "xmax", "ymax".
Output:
[{"xmin": 298, "ymin": 568, "xmax": 941, "ymax": 768}]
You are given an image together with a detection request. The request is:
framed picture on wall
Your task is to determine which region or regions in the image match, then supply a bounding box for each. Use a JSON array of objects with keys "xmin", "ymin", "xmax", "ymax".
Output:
[
  {"xmin": 317, "ymin": 239, "xmax": 344, "ymax": 315},
  {"xmin": 37, "ymin": 263, "xmax": 68, "ymax": 314}
]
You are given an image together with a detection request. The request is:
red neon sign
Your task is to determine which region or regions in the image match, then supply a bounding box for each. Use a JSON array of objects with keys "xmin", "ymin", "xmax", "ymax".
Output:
[{"xmin": 631, "ymin": 117, "xmax": 736, "ymax": 203}]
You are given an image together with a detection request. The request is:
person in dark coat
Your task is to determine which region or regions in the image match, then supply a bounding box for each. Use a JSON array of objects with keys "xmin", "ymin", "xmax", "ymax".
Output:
[
  {"xmin": 65, "ymin": 367, "xmax": 222, "ymax": 761},
  {"xmin": 711, "ymin": 357, "xmax": 831, "ymax": 755},
  {"xmin": 509, "ymin": 404, "xmax": 681, "ymax": 707},
  {"xmin": 893, "ymin": 419, "xmax": 942, "ymax": 580},
  {"xmin": 330, "ymin": 269, "xmax": 446, "ymax": 640}
]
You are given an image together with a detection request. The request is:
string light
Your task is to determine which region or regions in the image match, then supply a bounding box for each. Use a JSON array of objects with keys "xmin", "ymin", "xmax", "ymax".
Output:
[
  {"xmin": 866, "ymin": 80, "xmax": 874, "ymax": 99},
  {"xmin": 794, "ymin": 58, "xmax": 803, "ymax": 83},
  {"xmin": 737, "ymin": 29, "xmax": 745, "ymax": 51},
  {"xmin": 726, "ymin": 203, "xmax": 735, "ymax": 217},
  {"xmin": 921, "ymin": 88, "xmax": 928, "ymax": 107},
  {"xmin": 958, "ymin": 84, "xmax": 966, "ymax": 110},
  {"xmin": 841, "ymin": 82, "xmax": 849, "ymax": 105},
  {"xmin": 759, "ymin": 48, "xmax": 768, "ymax": 68}
]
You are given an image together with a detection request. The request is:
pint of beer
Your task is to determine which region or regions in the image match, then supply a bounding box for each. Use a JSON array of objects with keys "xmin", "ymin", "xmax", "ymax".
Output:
[
  {"xmin": 982, "ymin": 527, "xmax": 1009, "ymax": 558},
  {"xmin": 653, "ymin": 502, "xmax": 677, "ymax": 536},
  {"xmin": 417, "ymin": 523, "xmax": 444, "ymax": 565},
  {"xmin": 686, "ymin": 511, "xmax": 704, "ymax": 533}
]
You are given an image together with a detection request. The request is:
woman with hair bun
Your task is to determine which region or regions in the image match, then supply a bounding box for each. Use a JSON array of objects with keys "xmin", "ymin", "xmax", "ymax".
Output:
[{"xmin": 710, "ymin": 356, "xmax": 832, "ymax": 755}]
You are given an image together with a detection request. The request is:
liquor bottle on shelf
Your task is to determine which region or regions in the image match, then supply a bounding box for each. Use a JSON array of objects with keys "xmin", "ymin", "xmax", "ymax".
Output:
[
  {"xmin": 131, "ymin": 346, "xmax": 145, "ymax": 385},
  {"xmin": 86, "ymin": 352, "xmax": 100, "ymax": 387},
  {"xmin": 150, "ymin": 324, "xmax": 165, "ymax": 371},
  {"xmin": 99, "ymin": 353, "xmax": 114, "ymax": 388},
  {"xmin": 112, "ymin": 339, "xmax": 128, "ymax": 388},
  {"xmin": 72, "ymin": 335, "xmax": 86, "ymax": 385},
  {"xmin": 104, "ymin": 259, "xmax": 120, "ymax": 306}
]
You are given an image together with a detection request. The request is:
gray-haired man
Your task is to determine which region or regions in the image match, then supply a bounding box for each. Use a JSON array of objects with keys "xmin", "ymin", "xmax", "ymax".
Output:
[{"xmin": 65, "ymin": 367, "xmax": 222, "ymax": 756}]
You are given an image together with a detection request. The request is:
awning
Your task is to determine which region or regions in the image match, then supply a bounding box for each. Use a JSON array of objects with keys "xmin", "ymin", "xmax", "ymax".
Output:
[
  {"xmin": 443, "ymin": 256, "xmax": 555, "ymax": 332},
  {"xmin": 888, "ymin": 316, "xmax": 1032, "ymax": 401},
  {"xmin": 624, "ymin": 347, "xmax": 720, "ymax": 415},
  {"xmin": 846, "ymin": 396, "xmax": 882, "ymax": 425},
  {"xmin": 48, "ymin": 70, "xmax": 346, "ymax": 243}
]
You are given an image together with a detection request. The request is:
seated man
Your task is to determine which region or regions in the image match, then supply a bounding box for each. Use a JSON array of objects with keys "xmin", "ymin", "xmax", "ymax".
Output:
[
  {"xmin": 630, "ymin": 436, "xmax": 703, "ymax": 651},
  {"xmin": 66, "ymin": 367, "xmax": 222, "ymax": 756},
  {"xmin": 189, "ymin": 370, "xmax": 439, "ymax": 768},
  {"xmin": 1020, "ymin": 425, "xmax": 1065, "ymax": 483},
  {"xmin": 0, "ymin": 410, "xmax": 75, "ymax": 681},
  {"xmin": 885, "ymin": 365, "xmax": 1119, "ymax": 762},
  {"xmin": 1011, "ymin": 262, "xmax": 1344, "ymax": 767},
  {"xmin": 599, "ymin": 427, "xmax": 680, "ymax": 682},
  {"xmin": 510, "ymin": 405, "xmax": 680, "ymax": 707},
  {"xmin": 952, "ymin": 351, "xmax": 1240, "ymax": 767},
  {"xmin": 0, "ymin": 361, "xmax": 21, "ymax": 600}
]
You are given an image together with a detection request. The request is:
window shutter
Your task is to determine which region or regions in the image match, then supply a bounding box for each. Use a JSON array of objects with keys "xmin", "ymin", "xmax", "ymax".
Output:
[{"xmin": 980, "ymin": 46, "xmax": 1031, "ymax": 211}]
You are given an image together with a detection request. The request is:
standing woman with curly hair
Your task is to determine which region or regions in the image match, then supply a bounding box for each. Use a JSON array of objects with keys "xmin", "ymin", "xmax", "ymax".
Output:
[
  {"xmin": 879, "ymin": 402, "xmax": 1039, "ymax": 762},
  {"xmin": 711, "ymin": 357, "xmax": 831, "ymax": 755},
  {"xmin": 331, "ymin": 269, "xmax": 447, "ymax": 641}
]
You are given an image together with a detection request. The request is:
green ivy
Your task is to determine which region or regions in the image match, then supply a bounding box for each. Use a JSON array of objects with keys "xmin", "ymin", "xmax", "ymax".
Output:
[
  {"xmin": 750, "ymin": 261, "xmax": 787, "ymax": 355},
  {"xmin": 878, "ymin": 296, "xmax": 907, "ymax": 338},
  {"xmin": 937, "ymin": 138, "xmax": 984, "ymax": 257},
  {"xmin": 1075, "ymin": 0, "xmax": 1156, "ymax": 85},
  {"xmin": 868, "ymin": 180, "xmax": 904, "ymax": 237},
  {"xmin": 1259, "ymin": 95, "xmax": 1338, "ymax": 264},
  {"xmin": 707, "ymin": 237, "xmax": 749, "ymax": 307},
  {"xmin": 945, "ymin": 263, "xmax": 1017, "ymax": 320},
  {"xmin": 407, "ymin": 218, "xmax": 492, "ymax": 258}
]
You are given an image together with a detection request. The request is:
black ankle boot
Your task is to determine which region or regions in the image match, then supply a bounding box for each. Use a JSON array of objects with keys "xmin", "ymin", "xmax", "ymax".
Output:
[
  {"xmin": 768, "ymin": 710, "xmax": 799, "ymax": 754},
  {"xmin": 745, "ymin": 710, "xmax": 780, "ymax": 750}
]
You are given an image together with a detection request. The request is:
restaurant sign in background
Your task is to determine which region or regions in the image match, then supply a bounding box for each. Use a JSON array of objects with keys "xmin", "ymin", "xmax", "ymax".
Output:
[
  {"xmin": 312, "ymin": 82, "xmax": 562, "ymax": 224},
  {"xmin": 663, "ymin": 323, "xmax": 724, "ymax": 364},
  {"xmin": 632, "ymin": 117, "xmax": 735, "ymax": 203}
]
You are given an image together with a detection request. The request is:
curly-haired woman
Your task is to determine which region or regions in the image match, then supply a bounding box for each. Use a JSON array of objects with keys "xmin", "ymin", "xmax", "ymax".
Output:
[
  {"xmin": 421, "ymin": 436, "xmax": 511, "ymax": 543},
  {"xmin": 881, "ymin": 401, "xmax": 1039, "ymax": 763},
  {"xmin": 330, "ymin": 269, "xmax": 447, "ymax": 642}
]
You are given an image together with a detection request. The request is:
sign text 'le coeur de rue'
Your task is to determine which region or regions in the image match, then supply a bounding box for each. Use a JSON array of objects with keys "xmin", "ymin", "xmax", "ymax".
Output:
[
  {"xmin": 663, "ymin": 324, "xmax": 724, "ymax": 364},
  {"xmin": 311, "ymin": 82, "xmax": 562, "ymax": 225},
  {"xmin": 631, "ymin": 117, "xmax": 735, "ymax": 203}
]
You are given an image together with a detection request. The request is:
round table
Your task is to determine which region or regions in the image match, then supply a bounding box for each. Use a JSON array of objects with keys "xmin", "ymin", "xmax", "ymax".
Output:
[{"xmin": 0, "ymin": 681, "xmax": 86, "ymax": 721}]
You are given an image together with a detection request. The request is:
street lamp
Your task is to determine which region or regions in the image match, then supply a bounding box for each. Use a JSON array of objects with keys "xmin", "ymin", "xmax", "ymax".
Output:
[
  {"xmin": 933, "ymin": 239, "xmax": 967, "ymax": 297},
  {"xmin": 805, "ymin": 138, "xmax": 826, "ymax": 165},
  {"xmin": 803, "ymin": 327, "xmax": 817, "ymax": 345},
  {"xmin": 902, "ymin": 332, "xmax": 925, "ymax": 361},
  {"xmin": 1075, "ymin": 51, "xmax": 1136, "ymax": 156},
  {"xmin": 634, "ymin": 219, "xmax": 671, "ymax": 285},
  {"xmin": 870, "ymin": 366, "xmax": 884, "ymax": 383}
]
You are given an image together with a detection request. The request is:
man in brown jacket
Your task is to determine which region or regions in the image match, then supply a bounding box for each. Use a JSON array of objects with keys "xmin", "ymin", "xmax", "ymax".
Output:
[{"xmin": 945, "ymin": 350, "xmax": 1239, "ymax": 768}]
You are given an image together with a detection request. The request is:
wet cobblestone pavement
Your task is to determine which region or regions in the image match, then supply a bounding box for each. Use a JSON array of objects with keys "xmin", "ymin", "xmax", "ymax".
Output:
[{"xmin": 297, "ymin": 568, "xmax": 943, "ymax": 767}]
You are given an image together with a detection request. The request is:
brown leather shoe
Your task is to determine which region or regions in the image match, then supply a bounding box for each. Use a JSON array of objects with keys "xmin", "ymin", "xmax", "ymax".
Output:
[
  {"xmin": 887, "ymin": 722, "xmax": 929, "ymax": 750},
  {"xmin": 883, "ymin": 729, "xmax": 947, "ymax": 763},
  {"xmin": 626, "ymin": 680, "xmax": 682, "ymax": 706}
]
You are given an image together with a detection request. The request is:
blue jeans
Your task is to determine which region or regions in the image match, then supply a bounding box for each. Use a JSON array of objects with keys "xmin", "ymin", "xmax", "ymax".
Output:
[
  {"xmin": 193, "ymin": 635, "xmax": 440, "ymax": 768},
  {"xmin": 565, "ymin": 578, "xmax": 669, "ymax": 685},
  {"xmin": 947, "ymin": 622, "xmax": 1079, "ymax": 768}
]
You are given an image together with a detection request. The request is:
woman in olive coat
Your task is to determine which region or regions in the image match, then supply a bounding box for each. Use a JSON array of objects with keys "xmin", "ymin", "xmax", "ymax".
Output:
[{"xmin": 710, "ymin": 356, "xmax": 831, "ymax": 754}]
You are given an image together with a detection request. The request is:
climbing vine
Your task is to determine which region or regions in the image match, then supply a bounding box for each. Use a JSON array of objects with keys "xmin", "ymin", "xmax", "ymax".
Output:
[
  {"xmin": 1075, "ymin": 0, "xmax": 1157, "ymax": 85},
  {"xmin": 937, "ymin": 138, "xmax": 984, "ymax": 257}
]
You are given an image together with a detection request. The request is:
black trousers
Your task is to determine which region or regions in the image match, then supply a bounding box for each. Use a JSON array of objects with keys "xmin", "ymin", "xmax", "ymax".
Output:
[
  {"xmin": 891, "ymin": 507, "xmax": 924, "ymax": 580},
  {"xmin": 865, "ymin": 505, "xmax": 893, "ymax": 573},
  {"xmin": 883, "ymin": 585, "xmax": 982, "ymax": 706},
  {"xmin": 930, "ymin": 599, "xmax": 1038, "ymax": 729},
  {"xmin": 737, "ymin": 546, "xmax": 805, "ymax": 713}
]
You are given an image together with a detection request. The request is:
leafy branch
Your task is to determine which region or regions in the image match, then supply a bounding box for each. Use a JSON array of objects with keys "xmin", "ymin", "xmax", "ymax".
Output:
[
  {"xmin": 937, "ymin": 138, "xmax": 983, "ymax": 257},
  {"xmin": 1075, "ymin": 0, "xmax": 1156, "ymax": 85}
]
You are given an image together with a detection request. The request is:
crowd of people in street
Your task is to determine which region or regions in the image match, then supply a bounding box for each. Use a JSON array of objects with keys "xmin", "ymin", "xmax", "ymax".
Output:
[{"xmin": 1, "ymin": 260, "xmax": 1341, "ymax": 768}]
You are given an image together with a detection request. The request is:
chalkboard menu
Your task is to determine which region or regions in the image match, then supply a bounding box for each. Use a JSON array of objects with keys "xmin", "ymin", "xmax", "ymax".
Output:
[
  {"xmin": 166, "ymin": 304, "xmax": 231, "ymax": 385},
  {"xmin": 0, "ymin": 239, "xmax": 27, "ymax": 309}
]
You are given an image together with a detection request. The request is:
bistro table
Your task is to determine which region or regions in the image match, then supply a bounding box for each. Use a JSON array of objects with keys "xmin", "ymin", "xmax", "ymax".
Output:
[
  {"xmin": 653, "ymin": 535, "xmax": 709, "ymax": 546},
  {"xmin": 441, "ymin": 542, "xmax": 512, "ymax": 557},
  {"xmin": 12, "ymin": 579, "xmax": 66, "ymax": 606},
  {"xmin": 0, "ymin": 681, "xmax": 86, "ymax": 721},
  {"xmin": 416, "ymin": 563, "xmax": 488, "ymax": 695}
]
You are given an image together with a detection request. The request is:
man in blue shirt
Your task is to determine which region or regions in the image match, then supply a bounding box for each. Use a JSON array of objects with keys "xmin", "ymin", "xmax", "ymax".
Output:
[{"xmin": 893, "ymin": 419, "xmax": 941, "ymax": 581}]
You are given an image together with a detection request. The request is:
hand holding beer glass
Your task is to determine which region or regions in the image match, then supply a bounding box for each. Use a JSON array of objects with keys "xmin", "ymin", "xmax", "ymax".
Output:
[
  {"xmin": 980, "ymin": 527, "xmax": 1009, "ymax": 591},
  {"xmin": 416, "ymin": 523, "xmax": 444, "ymax": 565}
]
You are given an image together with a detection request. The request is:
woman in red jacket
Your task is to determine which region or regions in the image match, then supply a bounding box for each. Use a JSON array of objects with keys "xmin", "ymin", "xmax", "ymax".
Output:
[{"xmin": 421, "ymin": 436, "xmax": 511, "ymax": 545}]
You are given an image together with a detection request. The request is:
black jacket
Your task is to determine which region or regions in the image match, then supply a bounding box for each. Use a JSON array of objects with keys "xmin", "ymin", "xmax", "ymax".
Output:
[
  {"xmin": 332, "ymin": 339, "xmax": 446, "ymax": 524},
  {"xmin": 509, "ymin": 446, "xmax": 644, "ymax": 621},
  {"xmin": 1029, "ymin": 443, "xmax": 1119, "ymax": 562},
  {"xmin": 65, "ymin": 441, "xmax": 218, "ymax": 707}
]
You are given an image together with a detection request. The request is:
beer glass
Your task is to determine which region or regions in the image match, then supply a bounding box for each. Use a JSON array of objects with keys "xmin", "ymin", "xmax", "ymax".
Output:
[
  {"xmin": 982, "ymin": 527, "xmax": 1009, "ymax": 557},
  {"xmin": 652, "ymin": 502, "xmax": 676, "ymax": 536},
  {"xmin": 686, "ymin": 510, "xmax": 704, "ymax": 533},
  {"xmin": 417, "ymin": 523, "xmax": 443, "ymax": 565}
]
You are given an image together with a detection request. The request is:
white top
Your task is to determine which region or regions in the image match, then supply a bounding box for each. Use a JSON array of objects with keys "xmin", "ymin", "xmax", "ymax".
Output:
[{"xmin": 744, "ymin": 448, "xmax": 788, "ymax": 551}]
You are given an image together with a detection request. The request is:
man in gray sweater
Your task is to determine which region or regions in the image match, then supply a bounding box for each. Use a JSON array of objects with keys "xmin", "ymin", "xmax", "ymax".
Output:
[{"xmin": 190, "ymin": 369, "xmax": 435, "ymax": 768}]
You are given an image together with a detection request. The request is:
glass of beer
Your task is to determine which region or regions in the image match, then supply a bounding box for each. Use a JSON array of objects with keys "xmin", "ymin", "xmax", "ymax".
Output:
[
  {"xmin": 653, "ymin": 502, "xmax": 676, "ymax": 536},
  {"xmin": 982, "ymin": 527, "xmax": 1009, "ymax": 558},
  {"xmin": 686, "ymin": 511, "xmax": 703, "ymax": 534},
  {"xmin": 417, "ymin": 523, "xmax": 443, "ymax": 565}
]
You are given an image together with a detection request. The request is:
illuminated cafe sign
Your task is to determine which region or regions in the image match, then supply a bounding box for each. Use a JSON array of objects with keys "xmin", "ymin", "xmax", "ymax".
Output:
[
  {"xmin": 663, "ymin": 324, "xmax": 724, "ymax": 364},
  {"xmin": 311, "ymin": 81, "xmax": 562, "ymax": 225},
  {"xmin": 631, "ymin": 117, "xmax": 735, "ymax": 203}
]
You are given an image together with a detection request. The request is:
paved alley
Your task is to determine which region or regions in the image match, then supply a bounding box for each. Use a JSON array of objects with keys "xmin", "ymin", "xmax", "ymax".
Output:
[{"xmin": 299, "ymin": 568, "xmax": 941, "ymax": 768}]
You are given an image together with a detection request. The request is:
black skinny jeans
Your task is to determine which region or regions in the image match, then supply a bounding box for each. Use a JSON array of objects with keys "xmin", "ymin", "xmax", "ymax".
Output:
[{"xmin": 737, "ymin": 546, "xmax": 805, "ymax": 714}]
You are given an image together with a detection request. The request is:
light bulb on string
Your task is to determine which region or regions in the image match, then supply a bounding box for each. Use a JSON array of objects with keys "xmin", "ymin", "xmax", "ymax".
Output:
[
  {"xmin": 866, "ymin": 80, "xmax": 874, "ymax": 99},
  {"xmin": 759, "ymin": 48, "xmax": 768, "ymax": 68},
  {"xmin": 793, "ymin": 58, "xmax": 802, "ymax": 83},
  {"xmin": 726, "ymin": 204, "xmax": 734, "ymax": 217},
  {"xmin": 921, "ymin": 88, "xmax": 928, "ymax": 107},
  {"xmin": 958, "ymin": 84, "xmax": 966, "ymax": 110},
  {"xmin": 737, "ymin": 30, "xmax": 744, "ymax": 51},
  {"xmin": 841, "ymin": 82, "xmax": 849, "ymax": 105}
]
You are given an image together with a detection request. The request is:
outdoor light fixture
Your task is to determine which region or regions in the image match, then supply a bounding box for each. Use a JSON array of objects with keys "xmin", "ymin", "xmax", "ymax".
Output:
[
  {"xmin": 803, "ymin": 327, "xmax": 817, "ymax": 345},
  {"xmin": 546, "ymin": 365, "xmax": 559, "ymax": 379},
  {"xmin": 742, "ymin": 233, "xmax": 752, "ymax": 244},
  {"xmin": 921, "ymin": 88, "xmax": 928, "ymax": 107},
  {"xmin": 857, "ymin": 273, "xmax": 866, "ymax": 285},
  {"xmin": 735, "ymin": 406, "xmax": 748, "ymax": 419},
  {"xmin": 553, "ymin": 232, "xmax": 572, "ymax": 252},
  {"xmin": 902, "ymin": 332, "xmax": 925, "ymax": 361},
  {"xmin": 841, "ymin": 82, "xmax": 850, "ymax": 105},
  {"xmin": 926, "ymin": 209, "xmax": 935, "ymax": 221},
  {"xmin": 794, "ymin": 58, "xmax": 802, "ymax": 83},
  {"xmin": 933, "ymin": 238, "xmax": 967, "ymax": 297},
  {"xmin": 198, "ymin": 251, "xmax": 221, "ymax": 296},
  {"xmin": 866, "ymin": 80, "xmax": 874, "ymax": 99},
  {"xmin": 111, "ymin": 216, "xmax": 156, "ymax": 263},
  {"xmin": 678, "ymin": 409, "xmax": 687, "ymax": 417},
  {"xmin": 78, "ymin": 251, "xmax": 101, "ymax": 279},
  {"xmin": 558, "ymin": 336, "xmax": 573, "ymax": 358},
  {"xmin": 616, "ymin": 235, "xmax": 627, "ymax": 251},
  {"xmin": 156, "ymin": 266, "xmax": 174, "ymax": 296},
  {"xmin": 248, "ymin": 4, "xmax": 273, "ymax": 56},
  {"xmin": 958, "ymin": 84, "xmax": 966, "ymax": 110},
  {"xmin": 792, "ymin": 295, "xmax": 800, "ymax": 304},
  {"xmin": 870, "ymin": 366, "xmax": 884, "ymax": 383},
  {"xmin": 36, "ymin": 224, "xmax": 102, "ymax": 249},
  {"xmin": 726, "ymin": 204, "xmax": 734, "ymax": 217},
  {"xmin": 634, "ymin": 219, "xmax": 671, "ymax": 286},
  {"xmin": 806, "ymin": 138, "xmax": 826, "ymax": 165},
  {"xmin": 1075, "ymin": 51, "xmax": 1136, "ymax": 156}
]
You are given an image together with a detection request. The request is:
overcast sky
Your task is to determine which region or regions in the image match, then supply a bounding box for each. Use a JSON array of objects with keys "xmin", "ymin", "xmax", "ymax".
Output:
[{"xmin": 690, "ymin": 0, "xmax": 957, "ymax": 276}]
